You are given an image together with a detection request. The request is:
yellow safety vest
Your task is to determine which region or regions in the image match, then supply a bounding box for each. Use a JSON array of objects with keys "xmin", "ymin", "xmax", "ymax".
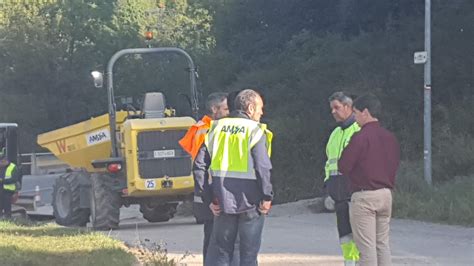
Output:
[
  {"xmin": 205, "ymin": 118, "xmax": 264, "ymax": 179},
  {"xmin": 259, "ymin": 123, "xmax": 273, "ymax": 157},
  {"xmin": 3, "ymin": 162, "xmax": 17, "ymax": 192},
  {"xmin": 324, "ymin": 123, "xmax": 360, "ymax": 182}
]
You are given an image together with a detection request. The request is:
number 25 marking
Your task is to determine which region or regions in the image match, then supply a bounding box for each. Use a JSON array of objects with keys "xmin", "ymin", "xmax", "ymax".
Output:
[{"xmin": 146, "ymin": 180, "xmax": 155, "ymax": 189}]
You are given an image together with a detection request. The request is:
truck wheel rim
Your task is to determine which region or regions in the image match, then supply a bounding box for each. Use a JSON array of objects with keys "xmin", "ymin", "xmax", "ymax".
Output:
[{"xmin": 56, "ymin": 187, "xmax": 70, "ymax": 218}]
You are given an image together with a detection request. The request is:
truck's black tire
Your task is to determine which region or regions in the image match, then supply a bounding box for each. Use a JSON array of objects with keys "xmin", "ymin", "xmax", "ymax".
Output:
[
  {"xmin": 52, "ymin": 172, "xmax": 90, "ymax": 226},
  {"xmin": 140, "ymin": 203, "xmax": 178, "ymax": 223},
  {"xmin": 90, "ymin": 173, "xmax": 121, "ymax": 230}
]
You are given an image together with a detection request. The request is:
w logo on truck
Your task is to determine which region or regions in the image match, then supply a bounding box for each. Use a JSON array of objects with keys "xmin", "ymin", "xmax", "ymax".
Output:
[
  {"xmin": 56, "ymin": 139, "xmax": 67, "ymax": 153},
  {"xmin": 86, "ymin": 129, "xmax": 111, "ymax": 146}
]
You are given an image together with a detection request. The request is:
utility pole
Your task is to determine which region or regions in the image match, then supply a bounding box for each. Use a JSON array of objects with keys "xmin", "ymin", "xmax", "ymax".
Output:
[
  {"xmin": 414, "ymin": 0, "xmax": 432, "ymax": 185},
  {"xmin": 424, "ymin": 0, "xmax": 432, "ymax": 185}
]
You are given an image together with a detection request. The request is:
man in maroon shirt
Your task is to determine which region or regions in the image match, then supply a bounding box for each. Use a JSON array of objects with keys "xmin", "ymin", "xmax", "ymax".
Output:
[{"xmin": 338, "ymin": 93, "xmax": 400, "ymax": 266}]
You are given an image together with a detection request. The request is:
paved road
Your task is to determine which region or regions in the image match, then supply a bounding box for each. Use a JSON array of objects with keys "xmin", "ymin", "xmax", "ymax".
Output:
[{"xmin": 108, "ymin": 200, "xmax": 474, "ymax": 266}]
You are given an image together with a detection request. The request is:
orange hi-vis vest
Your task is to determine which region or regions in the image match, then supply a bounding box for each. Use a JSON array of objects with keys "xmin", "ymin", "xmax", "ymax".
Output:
[{"xmin": 179, "ymin": 115, "xmax": 212, "ymax": 160}]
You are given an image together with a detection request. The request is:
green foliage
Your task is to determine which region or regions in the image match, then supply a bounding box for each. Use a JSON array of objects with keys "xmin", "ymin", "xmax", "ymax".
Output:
[
  {"xmin": 112, "ymin": 0, "xmax": 214, "ymax": 52},
  {"xmin": 0, "ymin": 92, "xmax": 49, "ymax": 149},
  {"xmin": 393, "ymin": 162, "xmax": 474, "ymax": 226},
  {"xmin": 432, "ymin": 122, "xmax": 474, "ymax": 181},
  {"xmin": 0, "ymin": 0, "xmax": 214, "ymax": 152}
]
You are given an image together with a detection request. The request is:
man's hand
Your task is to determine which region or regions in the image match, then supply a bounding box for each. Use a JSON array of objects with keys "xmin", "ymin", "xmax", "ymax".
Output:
[
  {"xmin": 259, "ymin": 200, "xmax": 272, "ymax": 215},
  {"xmin": 209, "ymin": 202, "xmax": 221, "ymax": 216}
]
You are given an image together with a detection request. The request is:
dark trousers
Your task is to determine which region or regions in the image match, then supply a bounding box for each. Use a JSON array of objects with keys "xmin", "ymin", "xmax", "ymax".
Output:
[
  {"xmin": 326, "ymin": 175, "xmax": 353, "ymax": 238},
  {"xmin": 206, "ymin": 210, "xmax": 264, "ymax": 266},
  {"xmin": 335, "ymin": 200, "xmax": 352, "ymax": 238},
  {"xmin": 205, "ymin": 221, "xmax": 241, "ymax": 266},
  {"xmin": 1, "ymin": 190, "xmax": 13, "ymax": 218},
  {"xmin": 203, "ymin": 220, "xmax": 214, "ymax": 263}
]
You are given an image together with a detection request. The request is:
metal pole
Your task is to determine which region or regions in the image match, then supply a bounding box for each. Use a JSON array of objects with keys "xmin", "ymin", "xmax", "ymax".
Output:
[{"xmin": 424, "ymin": 0, "xmax": 432, "ymax": 185}]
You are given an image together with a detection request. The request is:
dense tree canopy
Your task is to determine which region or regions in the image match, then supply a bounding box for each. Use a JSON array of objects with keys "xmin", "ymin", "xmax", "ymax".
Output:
[
  {"xmin": 0, "ymin": 0, "xmax": 214, "ymax": 147},
  {"xmin": 0, "ymin": 0, "xmax": 472, "ymax": 201}
]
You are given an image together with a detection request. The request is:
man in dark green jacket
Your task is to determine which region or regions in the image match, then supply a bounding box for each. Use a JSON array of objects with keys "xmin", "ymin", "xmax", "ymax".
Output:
[{"xmin": 324, "ymin": 91, "xmax": 360, "ymax": 266}]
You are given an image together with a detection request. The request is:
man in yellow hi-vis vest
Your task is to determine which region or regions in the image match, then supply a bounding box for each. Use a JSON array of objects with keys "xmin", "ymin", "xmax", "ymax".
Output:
[
  {"xmin": 193, "ymin": 89, "xmax": 273, "ymax": 266},
  {"xmin": 0, "ymin": 149, "xmax": 20, "ymax": 219},
  {"xmin": 324, "ymin": 91, "xmax": 361, "ymax": 266}
]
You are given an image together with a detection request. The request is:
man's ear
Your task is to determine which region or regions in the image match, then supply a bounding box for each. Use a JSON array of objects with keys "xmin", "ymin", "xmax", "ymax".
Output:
[
  {"xmin": 211, "ymin": 106, "xmax": 217, "ymax": 114},
  {"xmin": 362, "ymin": 108, "xmax": 371, "ymax": 117},
  {"xmin": 246, "ymin": 103, "xmax": 254, "ymax": 113}
]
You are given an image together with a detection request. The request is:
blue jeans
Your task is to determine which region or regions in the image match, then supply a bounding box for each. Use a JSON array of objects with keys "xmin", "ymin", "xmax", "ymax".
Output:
[
  {"xmin": 206, "ymin": 224, "xmax": 241, "ymax": 266},
  {"xmin": 205, "ymin": 210, "xmax": 264, "ymax": 266}
]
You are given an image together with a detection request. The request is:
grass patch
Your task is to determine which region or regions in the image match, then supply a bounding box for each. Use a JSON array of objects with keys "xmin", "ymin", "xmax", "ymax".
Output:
[
  {"xmin": 393, "ymin": 162, "xmax": 474, "ymax": 227},
  {"xmin": 0, "ymin": 220, "xmax": 137, "ymax": 266}
]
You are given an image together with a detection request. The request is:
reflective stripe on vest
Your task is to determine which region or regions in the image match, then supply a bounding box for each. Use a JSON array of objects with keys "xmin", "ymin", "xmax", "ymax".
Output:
[
  {"xmin": 205, "ymin": 118, "xmax": 264, "ymax": 180},
  {"xmin": 4, "ymin": 163, "xmax": 16, "ymax": 192},
  {"xmin": 179, "ymin": 115, "xmax": 211, "ymax": 160},
  {"xmin": 259, "ymin": 123, "xmax": 273, "ymax": 157},
  {"xmin": 324, "ymin": 123, "xmax": 360, "ymax": 181},
  {"xmin": 340, "ymin": 234, "xmax": 360, "ymax": 261}
]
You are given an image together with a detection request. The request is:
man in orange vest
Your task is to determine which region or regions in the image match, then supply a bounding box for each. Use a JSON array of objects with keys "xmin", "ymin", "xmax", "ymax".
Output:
[
  {"xmin": 179, "ymin": 92, "xmax": 229, "ymax": 263},
  {"xmin": 179, "ymin": 92, "xmax": 229, "ymax": 160}
]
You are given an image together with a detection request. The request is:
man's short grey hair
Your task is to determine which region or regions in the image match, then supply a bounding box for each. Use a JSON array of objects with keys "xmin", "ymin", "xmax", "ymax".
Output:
[
  {"xmin": 329, "ymin": 91, "xmax": 353, "ymax": 106},
  {"xmin": 206, "ymin": 92, "xmax": 228, "ymax": 113},
  {"xmin": 235, "ymin": 89, "xmax": 261, "ymax": 112}
]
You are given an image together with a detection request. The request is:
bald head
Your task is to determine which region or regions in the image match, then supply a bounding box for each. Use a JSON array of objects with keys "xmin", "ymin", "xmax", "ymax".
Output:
[{"xmin": 235, "ymin": 89, "xmax": 264, "ymax": 122}]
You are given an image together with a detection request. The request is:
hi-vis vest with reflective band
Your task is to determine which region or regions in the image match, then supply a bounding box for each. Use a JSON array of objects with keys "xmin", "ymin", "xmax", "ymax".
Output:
[
  {"xmin": 179, "ymin": 115, "xmax": 212, "ymax": 160},
  {"xmin": 3, "ymin": 162, "xmax": 17, "ymax": 192},
  {"xmin": 259, "ymin": 123, "xmax": 273, "ymax": 157},
  {"xmin": 205, "ymin": 118, "xmax": 265, "ymax": 180},
  {"xmin": 324, "ymin": 122, "xmax": 360, "ymax": 182}
]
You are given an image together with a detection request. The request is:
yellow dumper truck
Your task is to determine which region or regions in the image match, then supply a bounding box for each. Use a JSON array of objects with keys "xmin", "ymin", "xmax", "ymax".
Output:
[{"xmin": 37, "ymin": 48, "xmax": 199, "ymax": 230}]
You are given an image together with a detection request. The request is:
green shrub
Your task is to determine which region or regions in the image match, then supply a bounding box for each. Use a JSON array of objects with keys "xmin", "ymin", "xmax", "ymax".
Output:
[{"xmin": 393, "ymin": 163, "xmax": 474, "ymax": 226}]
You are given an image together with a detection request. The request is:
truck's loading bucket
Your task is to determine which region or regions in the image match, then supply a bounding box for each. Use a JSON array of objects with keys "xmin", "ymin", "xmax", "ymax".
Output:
[{"xmin": 37, "ymin": 112, "xmax": 128, "ymax": 172}]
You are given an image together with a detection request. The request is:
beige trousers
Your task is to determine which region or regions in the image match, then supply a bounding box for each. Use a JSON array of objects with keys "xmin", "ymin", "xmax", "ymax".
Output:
[{"xmin": 349, "ymin": 188, "xmax": 392, "ymax": 266}]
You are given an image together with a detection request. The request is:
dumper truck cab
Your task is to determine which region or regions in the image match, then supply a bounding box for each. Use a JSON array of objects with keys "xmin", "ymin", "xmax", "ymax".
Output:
[{"xmin": 37, "ymin": 48, "xmax": 199, "ymax": 229}]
